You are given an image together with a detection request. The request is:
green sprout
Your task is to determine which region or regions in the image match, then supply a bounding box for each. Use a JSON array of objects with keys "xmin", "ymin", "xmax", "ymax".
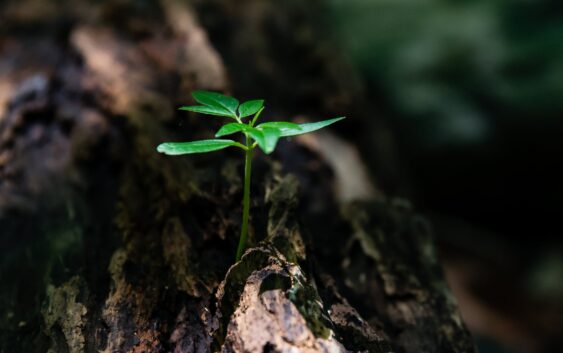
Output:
[{"xmin": 157, "ymin": 91, "xmax": 344, "ymax": 261}]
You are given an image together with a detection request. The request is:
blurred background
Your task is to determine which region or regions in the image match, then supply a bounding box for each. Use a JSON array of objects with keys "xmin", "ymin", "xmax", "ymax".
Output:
[
  {"xmin": 1, "ymin": 0, "xmax": 562, "ymax": 352},
  {"xmin": 324, "ymin": 1, "xmax": 563, "ymax": 352},
  {"xmin": 324, "ymin": 2, "xmax": 563, "ymax": 353}
]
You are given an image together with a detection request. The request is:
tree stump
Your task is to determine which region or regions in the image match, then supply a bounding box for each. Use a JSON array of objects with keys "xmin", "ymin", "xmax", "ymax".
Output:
[{"xmin": 0, "ymin": 1, "xmax": 476, "ymax": 352}]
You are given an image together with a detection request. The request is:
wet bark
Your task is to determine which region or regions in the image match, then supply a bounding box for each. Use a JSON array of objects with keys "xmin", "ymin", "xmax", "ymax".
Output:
[{"xmin": 0, "ymin": 1, "xmax": 476, "ymax": 352}]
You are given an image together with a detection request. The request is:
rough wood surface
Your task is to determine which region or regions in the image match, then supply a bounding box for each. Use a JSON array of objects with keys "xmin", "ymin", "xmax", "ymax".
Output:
[{"xmin": 0, "ymin": 1, "xmax": 476, "ymax": 352}]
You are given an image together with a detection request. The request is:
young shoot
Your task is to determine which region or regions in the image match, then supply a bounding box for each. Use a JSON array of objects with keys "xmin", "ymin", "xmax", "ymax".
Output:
[{"xmin": 157, "ymin": 91, "xmax": 345, "ymax": 261}]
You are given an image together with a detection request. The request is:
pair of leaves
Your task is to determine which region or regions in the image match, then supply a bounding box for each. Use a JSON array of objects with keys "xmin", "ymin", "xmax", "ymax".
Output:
[
  {"xmin": 179, "ymin": 91, "xmax": 263, "ymax": 119},
  {"xmin": 156, "ymin": 90, "xmax": 345, "ymax": 156},
  {"xmin": 213, "ymin": 118, "xmax": 344, "ymax": 153},
  {"xmin": 215, "ymin": 122, "xmax": 298, "ymax": 154},
  {"xmin": 157, "ymin": 117, "xmax": 345, "ymax": 155}
]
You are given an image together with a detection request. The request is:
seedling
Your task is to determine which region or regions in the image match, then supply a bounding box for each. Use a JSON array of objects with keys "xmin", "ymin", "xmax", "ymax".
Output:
[{"xmin": 157, "ymin": 91, "xmax": 344, "ymax": 261}]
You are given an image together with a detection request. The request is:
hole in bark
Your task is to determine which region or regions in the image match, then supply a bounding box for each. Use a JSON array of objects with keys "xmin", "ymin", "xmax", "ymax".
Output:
[
  {"xmin": 262, "ymin": 342, "xmax": 279, "ymax": 353},
  {"xmin": 259, "ymin": 272, "xmax": 292, "ymax": 294},
  {"xmin": 16, "ymin": 106, "xmax": 56, "ymax": 135}
]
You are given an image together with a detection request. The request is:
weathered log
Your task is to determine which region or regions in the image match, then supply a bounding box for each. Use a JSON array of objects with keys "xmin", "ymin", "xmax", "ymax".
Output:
[{"xmin": 0, "ymin": 1, "xmax": 476, "ymax": 352}]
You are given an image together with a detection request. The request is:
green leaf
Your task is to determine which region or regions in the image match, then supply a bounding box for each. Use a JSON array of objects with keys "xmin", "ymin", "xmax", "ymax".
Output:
[
  {"xmin": 156, "ymin": 139, "xmax": 242, "ymax": 155},
  {"xmin": 179, "ymin": 105, "xmax": 234, "ymax": 117},
  {"xmin": 279, "ymin": 117, "xmax": 345, "ymax": 137},
  {"xmin": 215, "ymin": 123, "xmax": 247, "ymax": 137},
  {"xmin": 257, "ymin": 121, "xmax": 301, "ymax": 131},
  {"xmin": 244, "ymin": 127, "xmax": 266, "ymax": 149},
  {"xmin": 214, "ymin": 123, "xmax": 274, "ymax": 153},
  {"xmin": 238, "ymin": 100, "xmax": 264, "ymax": 118},
  {"xmin": 259, "ymin": 127, "xmax": 281, "ymax": 154},
  {"xmin": 192, "ymin": 91, "xmax": 239, "ymax": 116}
]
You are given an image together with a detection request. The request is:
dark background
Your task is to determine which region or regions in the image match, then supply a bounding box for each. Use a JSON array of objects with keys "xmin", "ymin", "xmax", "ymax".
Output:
[{"xmin": 322, "ymin": 1, "xmax": 563, "ymax": 353}]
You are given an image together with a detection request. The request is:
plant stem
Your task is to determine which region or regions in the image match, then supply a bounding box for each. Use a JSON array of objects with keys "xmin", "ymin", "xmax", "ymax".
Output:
[{"xmin": 236, "ymin": 134, "xmax": 253, "ymax": 261}]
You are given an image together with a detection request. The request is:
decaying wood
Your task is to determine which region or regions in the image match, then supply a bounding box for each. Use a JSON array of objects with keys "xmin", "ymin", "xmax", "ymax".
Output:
[{"xmin": 0, "ymin": 1, "xmax": 476, "ymax": 352}]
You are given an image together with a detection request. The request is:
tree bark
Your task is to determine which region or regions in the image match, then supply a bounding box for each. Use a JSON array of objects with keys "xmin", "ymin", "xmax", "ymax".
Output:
[{"xmin": 0, "ymin": 1, "xmax": 476, "ymax": 352}]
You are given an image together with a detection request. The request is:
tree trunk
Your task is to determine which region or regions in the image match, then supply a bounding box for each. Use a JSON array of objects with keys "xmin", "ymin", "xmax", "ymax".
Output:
[{"xmin": 0, "ymin": 1, "xmax": 476, "ymax": 352}]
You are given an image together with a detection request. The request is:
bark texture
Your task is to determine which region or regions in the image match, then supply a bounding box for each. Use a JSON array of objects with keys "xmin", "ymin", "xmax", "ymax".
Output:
[{"xmin": 0, "ymin": 1, "xmax": 476, "ymax": 352}]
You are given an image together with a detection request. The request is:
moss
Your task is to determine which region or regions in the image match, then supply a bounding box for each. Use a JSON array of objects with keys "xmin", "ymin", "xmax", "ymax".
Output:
[{"xmin": 286, "ymin": 269, "xmax": 332, "ymax": 339}]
